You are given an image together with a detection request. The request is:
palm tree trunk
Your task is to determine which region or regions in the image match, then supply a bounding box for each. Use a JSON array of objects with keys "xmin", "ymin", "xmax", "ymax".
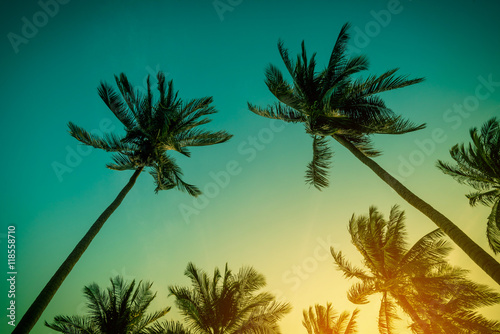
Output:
[
  {"xmin": 332, "ymin": 134, "xmax": 500, "ymax": 285},
  {"xmin": 13, "ymin": 167, "xmax": 143, "ymax": 334}
]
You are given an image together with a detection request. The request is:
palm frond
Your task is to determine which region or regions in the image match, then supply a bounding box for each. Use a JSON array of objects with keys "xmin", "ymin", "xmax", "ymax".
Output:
[
  {"xmin": 147, "ymin": 320, "xmax": 193, "ymax": 334},
  {"xmin": 68, "ymin": 122, "xmax": 131, "ymax": 152},
  {"xmin": 150, "ymin": 154, "xmax": 201, "ymax": 196},
  {"xmin": 265, "ymin": 64, "xmax": 301, "ymax": 109},
  {"xmin": 342, "ymin": 308, "xmax": 360, "ymax": 334},
  {"xmin": 378, "ymin": 293, "xmax": 399, "ymax": 334},
  {"xmin": 330, "ymin": 248, "xmax": 372, "ymax": 281},
  {"xmin": 466, "ymin": 189, "xmax": 499, "ymax": 207},
  {"xmin": 438, "ymin": 118, "xmax": 500, "ymax": 192},
  {"xmin": 305, "ymin": 135, "xmax": 333, "ymax": 189},
  {"xmin": 351, "ymin": 68, "xmax": 424, "ymax": 98},
  {"xmin": 177, "ymin": 129, "xmax": 233, "ymax": 148},
  {"xmin": 320, "ymin": 22, "xmax": 351, "ymax": 97},
  {"xmin": 437, "ymin": 148, "xmax": 494, "ymax": 190},
  {"xmin": 347, "ymin": 281, "xmax": 375, "ymax": 304},
  {"xmin": 248, "ymin": 102, "xmax": 306, "ymax": 123},
  {"xmin": 487, "ymin": 199, "xmax": 500, "ymax": 254},
  {"xmin": 277, "ymin": 39, "xmax": 295, "ymax": 78},
  {"xmin": 107, "ymin": 153, "xmax": 137, "ymax": 171},
  {"xmin": 400, "ymin": 228, "xmax": 450, "ymax": 272},
  {"xmin": 114, "ymin": 73, "xmax": 141, "ymax": 120},
  {"xmin": 98, "ymin": 82, "xmax": 136, "ymax": 130},
  {"xmin": 45, "ymin": 315, "xmax": 98, "ymax": 333},
  {"xmin": 235, "ymin": 300, "xmax": 292, "ymax": 334}
]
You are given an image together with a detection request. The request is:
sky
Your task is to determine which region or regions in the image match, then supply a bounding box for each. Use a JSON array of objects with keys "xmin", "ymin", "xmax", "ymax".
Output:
[{"xmin": 1, "ymin": 0, "xmax": 500, "ymax": 333}]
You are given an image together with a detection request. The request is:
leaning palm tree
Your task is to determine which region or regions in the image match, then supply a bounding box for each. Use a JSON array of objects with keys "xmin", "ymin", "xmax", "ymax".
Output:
[
  {"xmin": 247, "ymin": 22, "xmax": 500, "ymax": 285},
  {"xmin": 169, "ymin": 262, "xmax": 292, "ymax": 334},
  {"xmin": 437, "ymin": 117, "xmax": 500, "ymax": 254},
  {"xmin": 15, "ymin": 72, "xmax": 232, "ymax": 333},
  {"xmin": 45, "ymin": 275, "xmax": 172, "ymax": 333},
  {"xmin": 331, "ymin": 206, "xmax": 500, "ymax": 334},
  {"xmin": 302, "ymin": 303, "xmax": 359, "ymax": 334}
]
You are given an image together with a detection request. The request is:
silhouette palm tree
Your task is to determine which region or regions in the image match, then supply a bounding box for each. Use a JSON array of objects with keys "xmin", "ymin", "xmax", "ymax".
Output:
[
  {"xmin": 331, "ymin": 206, "xmax": 500, "ymax": 334},
  {"xmin": 247, "ymin": 22, "xmax": 500, "ymax": 285},
  {"xmin": 437, "ymin": 117, "xmax": 500, "ymax": 254},
  {"xmin": 15, "ymin": 72, "xmax": 232, "ymax": 333},
  {"xmin": 302, "ymin": 303, "xmax": 359, "ymax": 334},
  {"xmin": 169, "ymin": 262, "xmax": 292, "ymax": 334},
  {"xmin": 45, "ymin": 276, "xmax": 173, "ymax": 333}
]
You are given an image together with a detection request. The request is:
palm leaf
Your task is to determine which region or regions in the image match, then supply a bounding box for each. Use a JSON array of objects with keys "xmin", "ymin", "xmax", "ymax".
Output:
[
  {"xmin": 305, "ymin": 136, "xmax": 333, "ymax": 189},
  {"xmin": 107, "ymin": 153, "xmax": 137, "ymax": 171},
  {"xmin": 487, "ymin": 199, "xmax": 500, "ymax": 254},
  {"xmin": 346, "ymin": 281, "xmax": 375, "ymax": 304},
  {"xmin": 330, "ymin": 248, "xmax": 371, "ymax": 281},
  {"xmin": 68, "ymin": 122, "xmax": 131, "ymax": 152},
  {"xmin": 98, "ymin": 82, "xmax": 136, "ymax": 130},
  {"xmin": 248, "ymin": 102, "xmax": 306, "ymax": 123},
  {"xmin": 147, "ymin": 320, "xmax": 193, "ymax": 334},
  {"xmin": 342, "ymin": 308, "xmax": 360, "ymax": 334},
  {"xmin": 378, "ymin": 293, "xmax": 399, "ymax": 334}
]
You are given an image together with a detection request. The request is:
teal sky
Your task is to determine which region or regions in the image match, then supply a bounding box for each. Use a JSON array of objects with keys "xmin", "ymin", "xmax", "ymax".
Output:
[{"xmin": 2, "ymin": 0, "xmax": 500, "ymax": 333}]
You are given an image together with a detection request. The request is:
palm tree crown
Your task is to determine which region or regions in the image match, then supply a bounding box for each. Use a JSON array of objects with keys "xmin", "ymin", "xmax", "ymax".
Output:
[
  {"xmin": 302, "ymin": 303, "xmax": 359, "ymax": 334},
  {"xmin": 331, "ymin": 206, "xmax": 500, "ymax": 334},
  {"xmin": 248, "ymin": 22, "xmax": 424, "ymax": 189},
  {"xmin": 437, "ymin": 117, "xmax": 500, "ymax": 254},
  {"xmin": 169, "ymin": 262, "xmax": 292, "ymax": 334},
  {"xmin": 70, "ymin": 71, "xmax": 232, "ymax": 195},
  {"xmin": 45, "ymin": 276, "xmax": 170, "ymax": 334}
]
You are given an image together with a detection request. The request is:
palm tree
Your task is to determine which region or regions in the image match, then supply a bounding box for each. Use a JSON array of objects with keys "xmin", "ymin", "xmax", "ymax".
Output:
[
  {"xmin": 437, "ymin": 117, "xmax": 500, "ymax": 254},
  {"xmin": 247, "ymin": 22, "xmax": 500, "ymax": 285},
  {"xmin": 15, "ymin": 72, "xmax": 233, "ymax": 333},
  {"xmin": 169, "ymin": 262, "xmax": 292, "ymax": 334},
  {"xmin": 45, "ymin": 275, "xmax": 171, "ymax": 333},
  {"xmin": 302, "ymin": 303, "xmax": 359, "ymax": 334},
  {"xmin": 330, "ymin": 206, "xmax": 500, "ymax": 334}
]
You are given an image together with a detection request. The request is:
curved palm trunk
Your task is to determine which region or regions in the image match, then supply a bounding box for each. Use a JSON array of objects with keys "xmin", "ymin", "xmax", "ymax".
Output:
[
  {"xmin": 332, "ymin": 134, "xmax": 500, "ymax": 285},
  {"xmin": 13, "ymin": 168, "xmax": 143, "ymax": 334}
]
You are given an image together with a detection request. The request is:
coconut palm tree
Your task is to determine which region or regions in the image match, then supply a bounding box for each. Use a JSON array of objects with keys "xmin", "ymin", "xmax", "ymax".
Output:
[
  {"xmin": 330, "ymin": 206, "xmax": 500, "ymax": 334},
  {"xmin": 45, "ymin": 275, "xmax": 172, "ymax": 333},
  {"xmin": 437, "ymin": 117, "xmax": 500, "ymax": 254},
  {"xmin": 169, "ymin": 262, "xmax": 292, "ymax": 334},
  {"xmin": 15, "ymin": 72, "xmax": 233, "ymax": 333},
  {"xmin": 247, "ymin": 22, "xmax": 500, "ymax": 285},
  {"xmin": 302, "ymin": 303, "xmax": 359, "ymax": 334}
]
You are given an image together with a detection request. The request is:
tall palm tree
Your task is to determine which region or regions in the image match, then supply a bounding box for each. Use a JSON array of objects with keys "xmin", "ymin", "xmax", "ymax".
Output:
[
  {"xmin": 331, "ymin": 206, "xmax": 500, "ymax": 334},
  {"xmin": 247, "ymin": 22, "xmax": 500, "ymax": 285},
  {"xmin": 45, "ymin": 276, "xmax": 171, "ymax": 333},
  {"xmin": 169, "ymin": 262, "xmax": 292, "ymax": 334},
  {"xmin": 15, "ymin": 72, "xmax": 232, "ymax": 333},
  {"xmin": 437, "ymin": 117, "xmax": 500, "ymax": 254},
  {"xmin": 302, "ymin": 303, "xmax": 359, "ymax": 334}
]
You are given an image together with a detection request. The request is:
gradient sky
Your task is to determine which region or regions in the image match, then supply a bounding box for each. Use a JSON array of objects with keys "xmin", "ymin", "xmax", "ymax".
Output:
[{"xmin": 2, "ymin": 0, "xmax": 500, "ymax": 333}]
